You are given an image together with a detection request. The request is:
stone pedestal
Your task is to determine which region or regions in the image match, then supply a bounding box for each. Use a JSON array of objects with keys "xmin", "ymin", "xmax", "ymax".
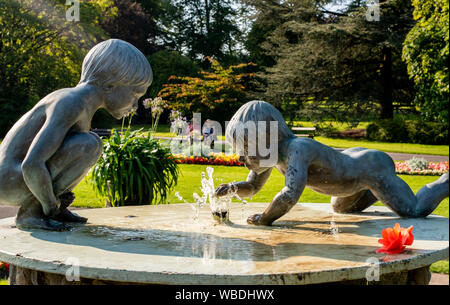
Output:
[{"xmin": 0, "ymin": 203, "xmax": 448, "ymax": 285}]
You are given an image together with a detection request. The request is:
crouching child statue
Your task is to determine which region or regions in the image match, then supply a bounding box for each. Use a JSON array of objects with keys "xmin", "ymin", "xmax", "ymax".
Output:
[
  {"xmin": 0, "ymin": 39, "xmax": 153, "ymax": 230},
  {"xmin": 215, "ymin": 101, "xmax": 449, "ymax": 226}
]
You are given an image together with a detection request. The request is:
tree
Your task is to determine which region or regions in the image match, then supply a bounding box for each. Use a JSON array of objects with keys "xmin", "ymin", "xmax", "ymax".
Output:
[
  {"xmin": 168, "ymin": 0, "xmax": 243, "ymax": 65},
  {"xmin": 132, "ymin": 50, "xmax": 201, "ymax": 124},
  {"xmin": 402, "ymin": 0, "xmax": 449, "ymax": 123},
  {"xmin": 136, "ymin": 0, "xmax": 179, "ymax": 45},
  {"xmin": 100, "ymin": 0, "xmax": 175, "ymax": 55},
  {"xmin": 158, "ymin": 58, "xmax": 256, "ymax": 123},
  {"xmin": 147, "ymin": 50, "xmax": 201, "ymax": 97},
  {"xmin": 243, "ymin": 0, "xmax": 283, "ymax": 68},
  {"xmin": 0, "ymin": 0, "xmax": 113, "ymax": 135},
  {"xmin": 247, "ymin": 0, "xmax": 416, "ymax": 125}
]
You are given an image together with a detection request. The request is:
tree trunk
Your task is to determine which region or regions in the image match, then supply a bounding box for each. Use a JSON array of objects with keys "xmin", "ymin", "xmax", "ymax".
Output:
[
  {"xmin": 380, "ymin": 47, "xmax": 394, "ymax": 119},
  {"xmin": 205, "ymin": 0, "xmax": 210, "ymax": 35}
]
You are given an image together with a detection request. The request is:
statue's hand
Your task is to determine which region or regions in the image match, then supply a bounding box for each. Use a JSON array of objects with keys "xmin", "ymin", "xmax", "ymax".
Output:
[
  {"xmin": 215, "ymin": 183, "xmax": 233, "ymax": 197},
  {"xmin": 247, "ymin": 214, "xmax": 262, "ymax": 225},
  {"xmin": 247, "ymin": 214, "xmax": 272, "ymax": 226}
]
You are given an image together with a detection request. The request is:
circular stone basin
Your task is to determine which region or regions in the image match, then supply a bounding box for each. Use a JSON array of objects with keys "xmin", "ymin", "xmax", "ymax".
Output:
[{"xmin": 0, "ymin": 203, "xmax": 448, "ymax": 285}]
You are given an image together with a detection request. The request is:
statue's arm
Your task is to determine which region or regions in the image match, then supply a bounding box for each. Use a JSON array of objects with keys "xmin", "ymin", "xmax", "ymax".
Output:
[
  {"xmin": 215, "ymin": 168, "xmax": 272, "ymax": 198},
  {"xmin": 235, "ymin": 168, "xmax": 273, "ymax": 198},
  {"xmin": 254, "ymin": 158, "xmax": 307, "ymax": 225},
  {"xmin": 21, "ymin": 100, "xmax": 80, "ymax": 216}
]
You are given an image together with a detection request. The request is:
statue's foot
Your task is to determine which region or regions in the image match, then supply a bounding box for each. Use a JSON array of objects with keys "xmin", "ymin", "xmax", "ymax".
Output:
[
  {"xmin": 55, "ymin": 208, "xmax": 87, "ymax": 223},
  {"xmin": 59, "ymin": 191, "xmax": 76, "ymax": 209},
  {"xmin": 16, "ymin": 216, "xmax": 72, "ymax": 231}
]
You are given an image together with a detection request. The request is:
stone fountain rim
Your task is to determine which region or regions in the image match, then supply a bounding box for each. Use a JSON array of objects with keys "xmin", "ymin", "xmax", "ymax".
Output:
[
  {"xmin": 0, "ymin": 203, "xmax": 448, "ymax": 285},
  {"xmin": 0, "ymin": 241, "xmax": 447, "ymax": 285}
]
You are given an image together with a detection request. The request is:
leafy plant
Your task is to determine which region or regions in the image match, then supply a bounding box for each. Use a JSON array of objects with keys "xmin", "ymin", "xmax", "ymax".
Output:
[{"xmin": 89, "ymin": 125, "xmax": 179, "ymax": 206}]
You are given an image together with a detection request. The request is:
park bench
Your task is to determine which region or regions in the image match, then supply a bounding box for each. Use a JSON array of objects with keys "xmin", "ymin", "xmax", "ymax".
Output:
[{"xmin": 291, "ymin": 127, "xmax": 316, "ymax": 139}]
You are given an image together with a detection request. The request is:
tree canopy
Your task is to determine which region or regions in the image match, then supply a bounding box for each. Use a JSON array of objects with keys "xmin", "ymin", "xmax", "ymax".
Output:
[
  {"xmin": 0, "ymin": 0, "xmax": 113, "ymax": 134},
  {"xmin": 1, "ymin": 0, "xmax": 446, "ymax": 132},
  {"xmin": 402, "ymin": 0, "xmax": 449, "ymax": 123},
  {"xmin": 168, "ymin": 0, "xmax": 244, "ymax": 65},
  {"xmin": 158, "ymin": 58, "xmax": 256, "ymax": 123},
  {"xmin": 246, "ymin": 0, "xmax": 416, "ymax": 125}
]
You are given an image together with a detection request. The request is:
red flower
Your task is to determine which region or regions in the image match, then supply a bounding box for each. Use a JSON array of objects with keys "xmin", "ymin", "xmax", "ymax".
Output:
[
  {"xmin": 0, "ymin": 261, "xmax": 9, "ymax": 272},
  {"xmin": 377, "ymin": 223, "xmax": 414, "ymax": 254}
]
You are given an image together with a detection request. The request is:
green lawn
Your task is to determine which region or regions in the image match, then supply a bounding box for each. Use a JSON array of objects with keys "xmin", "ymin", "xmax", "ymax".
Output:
[
  {"xmin": 315, "ymin": 137, "xmax": 449, "ymax": 156},
  {"xmin": 74, "ymin": 165, "xmax": 449, "ymax": 217},
  {"xmin": 0, "ymin": 280, "xmax": 7, "ymax": 285},
  {"xmin": 290, "ymin": 120, "xmax": 370, "ymax": 131}
]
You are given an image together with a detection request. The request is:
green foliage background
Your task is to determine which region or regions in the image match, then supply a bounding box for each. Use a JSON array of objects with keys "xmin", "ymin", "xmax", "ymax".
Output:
[
  {"xmin": 402, "ymin": 0, "xmax": 449, "ymax": 123},
  {"xmin": 0, "ymin": 0, "xmax": 114, "ymax": 136}
]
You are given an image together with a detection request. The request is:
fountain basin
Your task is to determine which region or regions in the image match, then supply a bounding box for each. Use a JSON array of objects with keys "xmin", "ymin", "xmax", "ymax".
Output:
[{"xmin": 0, "ymin": 203, "xmax": 448, "ymax": 285}]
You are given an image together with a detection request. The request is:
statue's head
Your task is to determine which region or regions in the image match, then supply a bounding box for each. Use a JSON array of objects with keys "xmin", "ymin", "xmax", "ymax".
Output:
[
  {"xmin": 226, "ymin": 101, "xmax": 295, "ymax": 171},
  {"xmin": 79, "ymin": 39, "xmax": 153, "ymax": 119}
]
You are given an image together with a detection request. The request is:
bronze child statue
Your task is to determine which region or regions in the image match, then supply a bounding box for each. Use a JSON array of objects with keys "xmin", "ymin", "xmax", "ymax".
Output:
[
  {"xmin": 215, "ymin": 101, "xmax": 449, "ymax": 226},
  {"xmin": 0, "ymin": 39, "xmax": 152, "ymax": 230}
]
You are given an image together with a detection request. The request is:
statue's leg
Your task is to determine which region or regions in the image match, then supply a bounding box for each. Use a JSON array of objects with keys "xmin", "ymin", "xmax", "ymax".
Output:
[
  {"xmin": 47, "ymin": 132, "xmax": 102, "ymax": 196},
  {"xmin": 369, "ymin": 173, "xmax": 449, "ymax": 218},
  {"xmin": 414, "ymin": 173, "xmax": 449, "ymax": 217},
  {"xmin": 46, "ymin": 131, "xmax": 102, "ymax": 223},
  {"xmin": 368, "ymin": 175, "xmax": 420, "ymax": 217},
  {"xmin": 331, "ymin": 190, "xmax": 378, "ymax": 213},
  {"xmin": 16, "ymin": 132, "xmax": 102, "ymax": 229}
]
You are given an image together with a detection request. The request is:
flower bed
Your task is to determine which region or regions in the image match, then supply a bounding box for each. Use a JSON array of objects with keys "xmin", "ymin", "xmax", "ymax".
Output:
[
  {"xmin": 171, "ymin": 153, "xmax": 243, "ymax": 167},
  {"xmin": 0, "ymin": 261, "xmax": 9, "ymax": 279},
  {"xmin": 395, "ymin": 161, "xmax": 449, "ymax": 176},
  {"xmin": 172, "ymin": 153, "xmax": 449, "ymax": 176}
]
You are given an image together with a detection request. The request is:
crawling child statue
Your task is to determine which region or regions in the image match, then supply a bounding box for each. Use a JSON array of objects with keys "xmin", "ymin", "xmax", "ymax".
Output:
[
  {"xmin": 215, "ymin": 101, "xmax": 449, "ymax": 226},
  {"xmin": 0, "ymin": 39, "xmax": 152, "ymax": 230}
]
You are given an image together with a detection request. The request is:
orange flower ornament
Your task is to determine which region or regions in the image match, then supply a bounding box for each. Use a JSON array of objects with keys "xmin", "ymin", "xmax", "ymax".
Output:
[{"xmin": 376, "ymin": 223, "xmax": 414, "ymax": 254}]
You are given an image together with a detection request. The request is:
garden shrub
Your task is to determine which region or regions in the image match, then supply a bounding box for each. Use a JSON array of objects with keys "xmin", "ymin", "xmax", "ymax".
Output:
[
  {"xmin": 405, "ymin": 120, "xmax": 448, "ymax": 145},
  {"xmin": 89, "ymin": 128, "xmax": 179, "ymax": 206},
  {"xmin": 366, "ymin": 118, "xmax": 410, "ymax": 143},
  {"xmin": 366, "ymin": 119, "xmax": 448, "ymax": 144}
]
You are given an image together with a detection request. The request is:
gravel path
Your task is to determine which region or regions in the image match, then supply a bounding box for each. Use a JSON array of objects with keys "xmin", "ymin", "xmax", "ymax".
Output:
[{"xmin": 333, "ymin": 149, "xmax": 449, "ymax": 162}]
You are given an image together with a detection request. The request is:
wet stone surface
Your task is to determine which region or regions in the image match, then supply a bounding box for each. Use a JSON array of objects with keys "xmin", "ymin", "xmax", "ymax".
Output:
[{"xmin": 0, "ymin": 203, "xmax": 448, "ymax": 285}]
